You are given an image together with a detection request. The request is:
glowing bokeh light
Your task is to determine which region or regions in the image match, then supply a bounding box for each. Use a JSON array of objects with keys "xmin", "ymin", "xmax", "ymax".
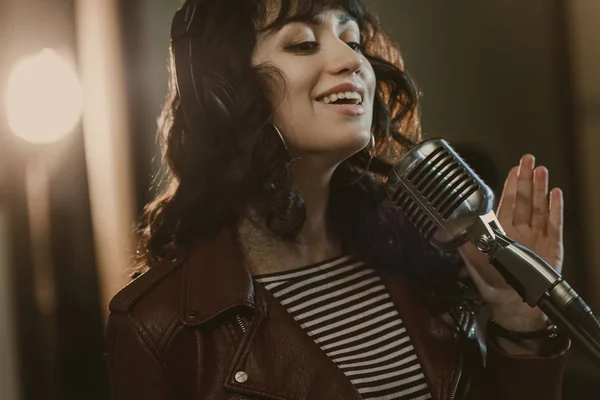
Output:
[{"xmin": 6, "ymin": 48, "xmax": 83, "ymax": 144}]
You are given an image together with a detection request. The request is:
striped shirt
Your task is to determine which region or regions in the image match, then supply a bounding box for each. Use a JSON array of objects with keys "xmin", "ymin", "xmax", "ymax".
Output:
[{"xmin": 255, "ymin": 254, "xmax": 432, "ymax": 400}]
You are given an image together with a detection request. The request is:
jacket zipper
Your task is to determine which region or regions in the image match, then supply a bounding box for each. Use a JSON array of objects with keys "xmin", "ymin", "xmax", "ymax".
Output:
[
  {"xmin": 449, "ymin": 307, "xmax": 475, "ymax": 399},
  {"xmin": 235, "ymin": 314, "xmax": 247, "ymax": 333},
  {"xmin": 449, "ymin": 338, "xmax": 473, "ymax": 400},
  {"xmin": 449, "ymin": 349, "xmax": 464, "ymax": 400}
]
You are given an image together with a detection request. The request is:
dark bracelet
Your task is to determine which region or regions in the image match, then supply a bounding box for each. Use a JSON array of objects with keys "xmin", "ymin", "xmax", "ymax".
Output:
[{"xmin": 488, "ymin": 319, "xmax": 559, "ymax": 343}]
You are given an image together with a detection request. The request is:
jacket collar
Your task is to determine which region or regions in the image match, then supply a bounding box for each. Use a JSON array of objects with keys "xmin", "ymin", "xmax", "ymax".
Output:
[{"xmin": 182, "ymin": 228, "xmax": 256, "ymax": 325}]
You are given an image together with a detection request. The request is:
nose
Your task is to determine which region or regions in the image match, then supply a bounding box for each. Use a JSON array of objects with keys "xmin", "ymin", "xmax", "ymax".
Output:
[{"xmin": 325, "ymin": 38, "xmax": 362, "ymax": 76}]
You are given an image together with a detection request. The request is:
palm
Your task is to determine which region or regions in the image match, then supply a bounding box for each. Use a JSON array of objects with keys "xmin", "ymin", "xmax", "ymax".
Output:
[
  {"xmin": 504, "ymin": 220, "xmax": 563, "ymax": 271},
  {"xmin": 459, "ymin": 155, "xmax": 564, "ymax": 330}
]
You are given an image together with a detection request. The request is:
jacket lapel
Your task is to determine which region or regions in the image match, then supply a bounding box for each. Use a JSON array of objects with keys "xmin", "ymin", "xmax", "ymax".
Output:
[{"xmin": 225, "ymin": 284, "xmax": 362, "ymax": 400}]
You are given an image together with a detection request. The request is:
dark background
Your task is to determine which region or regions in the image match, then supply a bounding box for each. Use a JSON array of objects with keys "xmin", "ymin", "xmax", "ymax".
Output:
[{"xmin": 0, "ymin": 0, "xmax": 599, "ymax": 398}]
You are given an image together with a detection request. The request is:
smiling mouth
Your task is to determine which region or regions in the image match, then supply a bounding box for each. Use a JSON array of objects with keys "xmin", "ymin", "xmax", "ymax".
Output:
[{"xmin": 316, "ymin": 91, "xmax": 363, "ymax": 105}]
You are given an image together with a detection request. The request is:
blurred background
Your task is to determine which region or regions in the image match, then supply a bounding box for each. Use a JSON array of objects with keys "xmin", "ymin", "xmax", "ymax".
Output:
[{"xmin": 0, "ymin": 0, "xmax": 599, "ymax": 398}]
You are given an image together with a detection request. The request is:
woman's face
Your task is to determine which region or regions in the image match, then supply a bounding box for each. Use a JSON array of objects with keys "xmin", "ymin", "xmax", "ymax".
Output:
[{"xmin": 253, "ymin": 8, "xmax": 376, "ymax": 163}]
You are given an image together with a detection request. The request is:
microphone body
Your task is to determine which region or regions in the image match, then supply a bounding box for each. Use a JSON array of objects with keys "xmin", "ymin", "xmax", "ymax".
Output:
[{"xmin": 386, "ymin": 138, "xmax": 600, "ymax": 367}]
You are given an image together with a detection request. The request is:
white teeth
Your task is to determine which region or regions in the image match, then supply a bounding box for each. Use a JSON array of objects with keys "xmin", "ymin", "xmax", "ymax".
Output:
[{"xmin": 319, "ymin": 91, "xmax": 363, "ymax": 105}]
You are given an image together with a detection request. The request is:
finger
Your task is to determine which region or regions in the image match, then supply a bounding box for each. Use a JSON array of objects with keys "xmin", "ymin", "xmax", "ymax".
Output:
[
  {"xmin": 513, "ymin": 154, "xmax": 535, "ymax": 226},
  {"xmin": 531, "ymin": 166, "xmax": 549, "ymax": 233},
  {"xmin": 496, "ymin": 166, "xmax": 519, "ymax": 223},
  {"xmin": 547, "ymin": 188, "xmax": 563, "ymax": 242}
]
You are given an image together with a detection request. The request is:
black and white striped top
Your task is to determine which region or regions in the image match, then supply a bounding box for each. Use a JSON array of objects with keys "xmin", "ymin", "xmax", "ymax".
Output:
[{"xmin": 255, "ymin": 254, "xmax": 432, "ymax": 400}]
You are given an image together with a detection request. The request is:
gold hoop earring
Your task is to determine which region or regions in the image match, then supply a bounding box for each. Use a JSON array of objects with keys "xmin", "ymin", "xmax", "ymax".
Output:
[
  {"xmin": 343, "ymin": 132, "xmax": 375, "ymax": 186},
  {"xmin": 272, "ymin": 124, "xmax": 288, "ymax": 151}
]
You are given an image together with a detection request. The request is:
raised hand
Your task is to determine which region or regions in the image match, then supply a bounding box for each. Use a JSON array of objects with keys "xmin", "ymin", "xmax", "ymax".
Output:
[{"xmin": 458, "ymin": 154, "xmax": 564, "ymax": 333}]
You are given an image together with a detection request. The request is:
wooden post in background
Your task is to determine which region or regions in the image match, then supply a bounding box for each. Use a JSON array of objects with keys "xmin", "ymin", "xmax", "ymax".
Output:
[{"xmin": 75, "ymin": 0, "xmax": 135, "ymax": 315}]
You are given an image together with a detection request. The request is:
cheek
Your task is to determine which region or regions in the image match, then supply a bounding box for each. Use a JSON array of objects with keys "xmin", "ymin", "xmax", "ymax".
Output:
[
  {"xmin": 275, "ymin": 62, "xmax": 319, "ymax": 114},
  {"xmin": 363, "ymin": 62, "xmax": 377, "ymax": 100}
]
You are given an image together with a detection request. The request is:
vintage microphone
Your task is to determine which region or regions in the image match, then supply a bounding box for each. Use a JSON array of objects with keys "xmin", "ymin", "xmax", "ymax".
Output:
[{"xmin": 385, "ymin": 137, "xmax": 600, "ymax": 367}]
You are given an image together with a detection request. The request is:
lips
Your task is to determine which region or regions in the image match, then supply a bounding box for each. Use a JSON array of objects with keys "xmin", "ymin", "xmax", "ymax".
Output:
[{"xmin": 316, "ymin": 102, "xmax": 365, "ymax": 116}]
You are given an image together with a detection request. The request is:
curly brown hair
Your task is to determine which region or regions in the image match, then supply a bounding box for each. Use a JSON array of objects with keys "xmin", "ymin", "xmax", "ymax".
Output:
[{"xmin": 136, "ymin": 0, "xmax": 461, "ymax": 289}]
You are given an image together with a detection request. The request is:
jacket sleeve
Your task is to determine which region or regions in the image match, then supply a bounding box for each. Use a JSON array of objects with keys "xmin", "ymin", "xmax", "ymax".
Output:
[
  {"xmin": 470, "ymin": 331, "xmax": 570, "ymax": 400},
  {"xmin": 106, "ymin": 313, "xmax": 174, "ymax": 400}
]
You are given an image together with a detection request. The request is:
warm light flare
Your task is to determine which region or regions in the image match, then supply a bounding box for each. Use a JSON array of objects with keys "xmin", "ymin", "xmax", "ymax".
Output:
[{"xmin": 6, "ymin": 48, "xmax": 83, "ymax": 144}]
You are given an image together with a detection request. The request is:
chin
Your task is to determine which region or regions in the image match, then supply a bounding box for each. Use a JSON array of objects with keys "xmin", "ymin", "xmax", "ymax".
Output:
[
  {"xmin": 291, "ymin": 126, "xmax": 372, "ymax": 160},
  {"xmin": 351, "ymin": 129, "xmax": 373, "ymax": 150},
  {"xmin": 333, "ymin": 132, "xmax": 372, "ymax": 160}
]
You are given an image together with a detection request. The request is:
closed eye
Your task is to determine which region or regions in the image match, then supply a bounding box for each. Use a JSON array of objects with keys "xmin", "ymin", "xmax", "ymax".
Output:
[{"xmin": 285, "ymin": 41, "xmax": 319, "ymax": 53}]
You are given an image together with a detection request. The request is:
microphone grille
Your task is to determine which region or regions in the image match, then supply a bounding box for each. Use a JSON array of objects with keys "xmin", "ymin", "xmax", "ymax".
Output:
[
  {"xmin": 392, "ymin": 188, "xmax": 439, "ymax": 242},
  {"xmin": 386, "ymin": 138, "xmax": 495, "ymax": 248}
]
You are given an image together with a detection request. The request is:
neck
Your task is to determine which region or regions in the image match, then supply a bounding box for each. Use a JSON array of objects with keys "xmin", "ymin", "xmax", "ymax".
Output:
[{"xmin": 238, "ymin": 158, "xmax": 342, "ymax": 276}]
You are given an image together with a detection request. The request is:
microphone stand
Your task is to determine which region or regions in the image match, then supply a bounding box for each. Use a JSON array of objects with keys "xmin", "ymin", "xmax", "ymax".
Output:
[{"xmin": 472, "ymin": 212, "xmax": 600, "ymax": 368}]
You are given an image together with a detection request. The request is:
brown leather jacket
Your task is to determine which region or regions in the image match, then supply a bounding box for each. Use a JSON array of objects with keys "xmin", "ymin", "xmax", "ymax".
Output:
[{"xmin": 106, "ymin": 229, "xmax": 569, "ymax": 399}]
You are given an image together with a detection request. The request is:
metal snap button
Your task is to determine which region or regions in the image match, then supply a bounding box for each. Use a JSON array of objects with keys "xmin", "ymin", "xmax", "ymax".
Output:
[{"xmin": 234, "ymin": 371, "xmax": 248, "ymax": 383}]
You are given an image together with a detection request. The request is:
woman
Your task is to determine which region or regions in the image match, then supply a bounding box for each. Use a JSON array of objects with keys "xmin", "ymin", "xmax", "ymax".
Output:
[{"xmin": 106, "ymin": 0, "xmax": 569, "ymax": 398}]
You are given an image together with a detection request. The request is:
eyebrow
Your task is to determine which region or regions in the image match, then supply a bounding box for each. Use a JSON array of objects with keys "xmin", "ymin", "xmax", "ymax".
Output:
[
  {"xmin": 305, "ymin": 12, "xmax": 357, "ymax": 26},
  {"xmin": 260, "ymin": 12, "xmax": 358, "ymax": 33}
]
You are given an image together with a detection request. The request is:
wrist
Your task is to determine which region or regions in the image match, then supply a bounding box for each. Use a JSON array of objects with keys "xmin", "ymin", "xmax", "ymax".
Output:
[
  {"xmin": 490, "ymin": 307, "xmax": 548, "ymax": 332},
  {"xmin": 487, "ymin": 318, "xmax": 559, "ymax": 356}
]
